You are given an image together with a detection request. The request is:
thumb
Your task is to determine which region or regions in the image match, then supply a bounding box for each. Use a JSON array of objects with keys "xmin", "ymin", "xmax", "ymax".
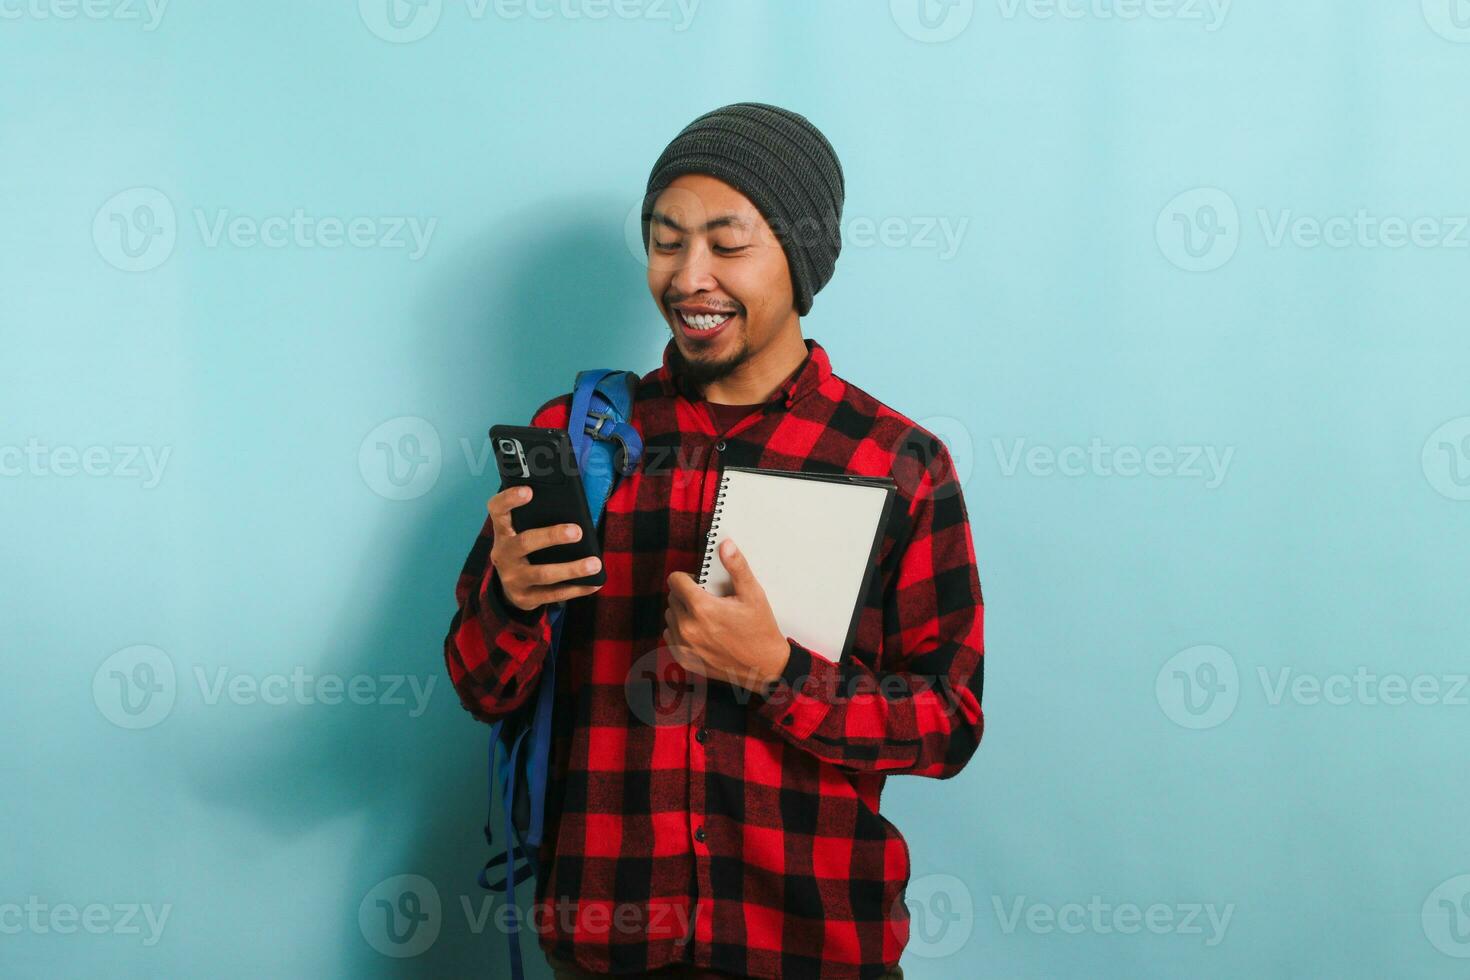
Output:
[{"xmin": 719, "ymin": 538, "xmax": 761, "ymax": 596}]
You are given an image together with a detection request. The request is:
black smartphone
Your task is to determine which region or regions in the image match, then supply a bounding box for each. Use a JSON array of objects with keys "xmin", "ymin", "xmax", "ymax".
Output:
[{"xmin": 489, "ymin": 424, "xmax": 605, "ymax": 587}]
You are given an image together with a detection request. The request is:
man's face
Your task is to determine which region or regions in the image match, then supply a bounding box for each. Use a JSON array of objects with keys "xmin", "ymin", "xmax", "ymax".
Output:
[{"xmin": 646, "ymin": 174, "xmax": 797, "ymax": 391}]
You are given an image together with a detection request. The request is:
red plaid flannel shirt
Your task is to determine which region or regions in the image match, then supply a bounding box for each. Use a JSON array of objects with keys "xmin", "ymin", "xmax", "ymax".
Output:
[{"xmin": 445, "ymin": 337, "xmax": 985, "ymax": 979}]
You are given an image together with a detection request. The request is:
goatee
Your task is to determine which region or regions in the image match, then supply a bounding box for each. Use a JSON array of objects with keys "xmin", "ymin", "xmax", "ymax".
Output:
[{"xmin": 668, "ymin": 333, "xmax": 750, "ymax": 393}]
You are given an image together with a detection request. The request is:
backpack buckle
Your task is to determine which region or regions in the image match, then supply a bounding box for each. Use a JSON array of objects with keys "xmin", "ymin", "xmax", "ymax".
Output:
[{"xmin": 585, "ymin": 409, "xmax": 615, "ymax": 438}]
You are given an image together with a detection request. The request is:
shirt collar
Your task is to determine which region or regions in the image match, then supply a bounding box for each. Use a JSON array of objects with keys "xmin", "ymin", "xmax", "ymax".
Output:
[{"xmin": 656, "ymin": 336, "xmax": 832, "ymax": 410}]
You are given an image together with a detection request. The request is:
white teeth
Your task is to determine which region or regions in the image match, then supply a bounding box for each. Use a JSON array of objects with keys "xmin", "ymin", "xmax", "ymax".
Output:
[{"xmin": 679, "ymin": 311, "xmax": 732, "ymax": 331}]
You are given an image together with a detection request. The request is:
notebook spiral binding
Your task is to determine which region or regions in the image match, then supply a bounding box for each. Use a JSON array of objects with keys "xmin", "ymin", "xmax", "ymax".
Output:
[{"xmin": 697, "ymin": 471, "xmax": 732, "ymax": 586}]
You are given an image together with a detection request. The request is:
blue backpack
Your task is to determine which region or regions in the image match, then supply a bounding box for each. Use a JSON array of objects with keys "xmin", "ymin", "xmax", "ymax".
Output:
[{"xmin": 477, "ymin": 368, "xmax": 643, "ymax": 980}]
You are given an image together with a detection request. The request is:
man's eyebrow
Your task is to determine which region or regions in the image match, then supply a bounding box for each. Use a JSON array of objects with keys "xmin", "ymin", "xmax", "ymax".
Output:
[{"xmin": 649, "ymin": 210, "xmax": 752, "ymax": 234}]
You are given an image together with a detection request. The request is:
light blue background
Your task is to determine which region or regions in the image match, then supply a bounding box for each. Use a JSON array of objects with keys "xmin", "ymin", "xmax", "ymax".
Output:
[{"xmin": 4, "ymin": 1, "xmax": 1469, "ymax": 976}]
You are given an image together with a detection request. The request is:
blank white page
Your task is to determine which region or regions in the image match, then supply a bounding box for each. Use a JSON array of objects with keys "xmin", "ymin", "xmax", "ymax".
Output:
[{"xmin": 697, "ymin": 467, "xmax": 894, "ymax": 663}]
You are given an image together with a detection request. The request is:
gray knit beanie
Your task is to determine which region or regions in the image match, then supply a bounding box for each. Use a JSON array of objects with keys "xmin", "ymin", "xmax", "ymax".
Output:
[{"xmin": 641, "ymin": 102, "xmax": 845, "ymax": 316}]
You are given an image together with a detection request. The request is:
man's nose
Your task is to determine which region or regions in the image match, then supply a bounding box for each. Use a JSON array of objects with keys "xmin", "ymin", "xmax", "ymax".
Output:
[{"xmin": 670, "ymin": 240, "xmax": 718, "ymax": 295}]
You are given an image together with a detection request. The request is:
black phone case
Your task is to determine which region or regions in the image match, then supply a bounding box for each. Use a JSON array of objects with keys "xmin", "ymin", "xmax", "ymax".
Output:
[{"xmin": 489, "ymin": 424, "xmax": 605, "ymax": 587}]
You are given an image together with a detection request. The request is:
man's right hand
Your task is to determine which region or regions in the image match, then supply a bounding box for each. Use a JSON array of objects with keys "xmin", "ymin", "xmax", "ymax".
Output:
[{"xmin": 487, "ymin": 485, "xmax": 604, "ymax": 612}]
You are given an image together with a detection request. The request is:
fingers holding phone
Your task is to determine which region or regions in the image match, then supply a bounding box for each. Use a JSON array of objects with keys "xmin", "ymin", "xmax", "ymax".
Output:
[
  {"xmin": 487, "ymin": 484, "xmax": 603, "ymax": 613},
  {"xmin": 488, "ymin": 424, "xmax": 608, "ymax": 609}
]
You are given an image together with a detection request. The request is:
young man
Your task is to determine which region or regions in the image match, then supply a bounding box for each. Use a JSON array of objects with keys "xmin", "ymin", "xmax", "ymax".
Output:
[{"xmin": 445, "ymin": 102, "xmax": 986, "ymax": 980}]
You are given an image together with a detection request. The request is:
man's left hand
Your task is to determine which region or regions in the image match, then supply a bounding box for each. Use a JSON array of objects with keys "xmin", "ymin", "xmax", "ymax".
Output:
[{"xmin": 664, "ymin": 539, "xmax": 790, "ymax": 693}]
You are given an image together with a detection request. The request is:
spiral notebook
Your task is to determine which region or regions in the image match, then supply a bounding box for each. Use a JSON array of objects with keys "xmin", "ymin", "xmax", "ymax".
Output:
[{"xmin": 697, "ymin": 466, "xmax": 898, "ymax": 663}]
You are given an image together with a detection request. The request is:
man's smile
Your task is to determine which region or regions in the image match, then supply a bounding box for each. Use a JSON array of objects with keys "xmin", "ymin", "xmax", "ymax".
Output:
[{"xmin": 671, "ymin": 304, "xmax": 740, "ymax": 344}]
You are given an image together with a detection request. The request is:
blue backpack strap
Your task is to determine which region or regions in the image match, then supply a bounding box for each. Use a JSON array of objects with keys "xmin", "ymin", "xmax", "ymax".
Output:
[
  {"xmin": 571, "ymin": 369, "xmax": 643, "ymax": 509},
  {"xmin": 479, "ymin": 721, "xmax": 536, "ymax": 892},
  {"xmin": 501, "ymin": 739, "xmax": 529, "ymax": 980},
  {"xmin": 482, "ymin": 370, "xmax": 644, "ymax": 979},
  {"xmin": 520, "ymin": 371, "xmax": 641, "ymax": 854},
  {"xmin": 522, "ymin": 607, "xmax": 567, "ymax": 856}
]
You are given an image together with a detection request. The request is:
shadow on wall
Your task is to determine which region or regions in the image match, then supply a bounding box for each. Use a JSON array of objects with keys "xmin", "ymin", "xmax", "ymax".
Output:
[{"xmin": 181, "ymin": 198, "xmax": 658, "ymax": 977}]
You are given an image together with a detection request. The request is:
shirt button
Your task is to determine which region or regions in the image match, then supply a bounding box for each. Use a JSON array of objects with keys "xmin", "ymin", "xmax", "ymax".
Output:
[
  {"xmin": 694, "ymin": 827, "xmax": 706, "ymax": 843},
  {"xmin": 715, "ymin": 440, "xmax": 726, "ymax": 452},
  {"xmin": 695, "ymin": 727, "xmax": 708, "ymax": 743}
]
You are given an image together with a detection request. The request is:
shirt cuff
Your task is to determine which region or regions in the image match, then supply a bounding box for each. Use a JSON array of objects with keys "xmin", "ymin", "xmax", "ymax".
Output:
[
  {"xmin": 483, "ymin": 565, "xmax": 548, "ymax": 629},
  {"xmin": 754, "ymin": 638, "xmax": 837, "ymax": 740}
]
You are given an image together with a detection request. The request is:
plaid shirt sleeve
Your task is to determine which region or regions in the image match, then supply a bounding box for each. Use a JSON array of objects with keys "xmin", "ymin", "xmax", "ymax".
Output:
[
  {"xmin": 750, "ymin": 437, "xmax": 985, "ymax": 779},
  {"xmin": 443, "ymin": 394, "xmax": 571, "ymax": 724}
]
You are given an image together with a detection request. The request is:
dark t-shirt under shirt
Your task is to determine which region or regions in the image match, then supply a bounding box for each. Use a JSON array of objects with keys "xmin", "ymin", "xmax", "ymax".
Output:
[
  {"xmin": 702, "ymin": 360, "xmax": 806, "ymax": 435},
  {"xmin": 705, "ymin": 399, "xmax": 766, "ymax": 435}
]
